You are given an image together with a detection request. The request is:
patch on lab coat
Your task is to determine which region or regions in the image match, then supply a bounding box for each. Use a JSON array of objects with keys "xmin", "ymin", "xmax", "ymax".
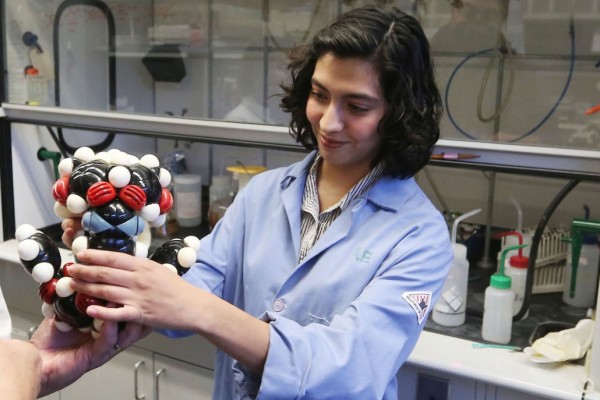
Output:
[{"xmin": 402, "ymin": 291, "xmax": 431, "ymax": 325}]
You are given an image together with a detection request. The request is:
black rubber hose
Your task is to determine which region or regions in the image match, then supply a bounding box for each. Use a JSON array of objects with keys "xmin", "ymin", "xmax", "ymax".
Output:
[
  {"xmin": 52, "ymin": 0, "xmax": 116, "ymax": 155},
  {"xmin": 513, "ymin": 178, "xmax": 580, "ymax": 321}
]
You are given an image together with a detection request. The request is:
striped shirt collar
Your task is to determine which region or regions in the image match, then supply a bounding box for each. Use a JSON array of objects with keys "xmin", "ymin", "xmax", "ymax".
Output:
[
  {"xmin": 299, "ymin": 153, "xmax": 384, "ymax": 261},
  {"xmin": 303, "ymin": 153, "xmax": 384, "ymax": 212}
]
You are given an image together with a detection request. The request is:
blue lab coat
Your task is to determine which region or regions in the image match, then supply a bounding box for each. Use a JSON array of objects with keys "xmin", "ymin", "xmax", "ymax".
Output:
[{"xmin": 167, "ymin": 151, "xmax": 453, "ymax": 399}]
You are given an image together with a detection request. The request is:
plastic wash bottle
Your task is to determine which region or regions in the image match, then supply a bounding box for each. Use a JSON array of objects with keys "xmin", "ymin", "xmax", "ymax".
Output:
[
  {"xmin": 495, "ymin": 231, "xmax": 529, "ymax": 318},
  {"xmin": 432, "ymin": 208, "xmax": 481, "ymax": 327},
  {"xmin": 481, "ymin": 244, "xmax": 525, "ymax": 344},
  {"xmin": 562, "ymin": 206, "xmax": 600, "ymax": 308}
]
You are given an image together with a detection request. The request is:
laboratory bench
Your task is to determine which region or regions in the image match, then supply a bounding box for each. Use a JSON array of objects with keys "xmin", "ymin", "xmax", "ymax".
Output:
[{"xmin": 399, "ymin": 263, "xmax": 597, "ymax": 400}]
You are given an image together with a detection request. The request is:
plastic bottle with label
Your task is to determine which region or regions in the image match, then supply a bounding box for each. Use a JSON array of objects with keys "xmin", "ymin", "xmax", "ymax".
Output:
[
  {"xmin": 496, "ymin": 231, "xmax": 529, "ymax": 318},
  {"xmin": 207, "ymin": 174, "xmax": 233, "ymax": 229},
  {"xmin": 562, "ymin": 232, "xmax": 600, "ymax": 308},
  {"xmin": 25, "ymin": 66, "xmax": 47, "ymax": 106},
  {"xmin": 432, "ymin": 208, "xmax": 481, "ymax": 327},
  {"xmin": 173, "ymin": 174, "xmax": 202, "ymax": 227},
  {"xmin": 209, "ymin": 175, "xmax": 232, "ymax": 207},
  {"xmin": 562, "ymin": 206, "xmax": 600, "ymax": 308},
  {"xmin": 481, "ymin": 244, "xmax": 525, "ymax": 344}
]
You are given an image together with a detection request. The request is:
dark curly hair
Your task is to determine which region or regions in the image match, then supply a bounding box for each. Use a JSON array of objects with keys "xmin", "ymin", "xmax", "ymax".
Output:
[{"xmin": 280, "ymin": 5, "xmax": 442, "ymax": 179}]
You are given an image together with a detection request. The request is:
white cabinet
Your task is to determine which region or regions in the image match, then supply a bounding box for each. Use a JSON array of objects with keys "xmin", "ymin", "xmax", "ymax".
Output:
[
  {"xmin": 495, "ymin": 387, "xmax": 553, "ymax": 400},
  {"xmin": 154, "ymin": 354, "xmax": 214, "ymax": 400},
  {"xmin": 397, "ymin": 367, "xmax": 476, "ymax": 400},
  {"xmin": 397, "ymin": 366, "xmax": 549, "ymax": 400},
  {"xmin": 61, "ymin": 348, "xmax": 214, "ymax": 400},
  {"xmin": 60, "ymin": 346, "xmax": 154, "ymax": 400}
]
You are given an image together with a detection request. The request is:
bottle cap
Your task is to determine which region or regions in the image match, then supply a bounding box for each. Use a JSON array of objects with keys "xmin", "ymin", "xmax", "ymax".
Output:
[
  {"xmin": 509, "ymin": 254, "xmax": 529, "ymax": 269},
  {"xmin": 226, "ymin": 165, "xmax": 267, "ymax": 175},
  {"xmin": 25, "ymin": 66, "xmax": 40, "ymax": 76},
  {"xmin": 490, "ymin": 273, "xmax": 512, "ymax": 289}
]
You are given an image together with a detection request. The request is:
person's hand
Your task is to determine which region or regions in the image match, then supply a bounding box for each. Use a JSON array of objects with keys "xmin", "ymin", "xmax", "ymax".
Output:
[
  {"xmin": 61, "ymin": 218, "xmax": 82, "ymax": 249},
  {"xmin": 31, "ymin": 315, "xmax": 151, "ymax": 396},
  {"xmin": 68, "ymin": 249, "xmax": 207, "ymax": 332},
  {"xmin": 0, "ymin": 338, "xmax": 42, "ymax": 399},
  {"xmin": 69, "ymin": 249, "xmax": 270, "ymax": 373}
]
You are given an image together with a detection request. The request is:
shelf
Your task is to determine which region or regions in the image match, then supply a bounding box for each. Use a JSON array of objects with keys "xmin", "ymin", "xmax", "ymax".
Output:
[
  {"xmin": 431, "ymin": 138, "xmax": 600, "ymax": 181},
  {"xmin": 3, "ymin": 103, "xmax": 600, "ymax": 181},
  {"xmin": 1, "ymin": 103, "xmax": 304, "ymax": 151}
]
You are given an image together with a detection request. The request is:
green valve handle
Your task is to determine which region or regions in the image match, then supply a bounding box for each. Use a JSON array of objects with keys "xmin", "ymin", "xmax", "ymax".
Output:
[{"xmin": 37, "ymin": 147, "xmax": 62, "ymax": 180}]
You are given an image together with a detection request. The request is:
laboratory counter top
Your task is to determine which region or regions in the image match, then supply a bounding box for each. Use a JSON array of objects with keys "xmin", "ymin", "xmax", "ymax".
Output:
[
  {"xmin": 406, "ymin": 330, "xmax": 596, "ymax": 400},
  {"xmin": 412, "ymin": 263, "xmax": 597, "ymax": 400}
]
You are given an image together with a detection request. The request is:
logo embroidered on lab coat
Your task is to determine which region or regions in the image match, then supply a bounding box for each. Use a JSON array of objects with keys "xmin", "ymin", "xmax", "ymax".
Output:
[
  {"xmin": 402, "ymin": 291, "xmax": 432, "ymax": 325},
  {"xmin": 353, "ymin": 247, "xmax": 373, "ymax": 263}
]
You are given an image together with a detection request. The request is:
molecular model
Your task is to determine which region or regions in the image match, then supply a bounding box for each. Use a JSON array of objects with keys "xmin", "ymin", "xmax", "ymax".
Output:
[{"xmin": 15, "ymin": 147, "xmax": 200, "ymax": 336}]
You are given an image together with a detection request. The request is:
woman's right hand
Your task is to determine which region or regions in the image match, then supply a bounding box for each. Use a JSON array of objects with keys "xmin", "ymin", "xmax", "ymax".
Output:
[{"xmin": 61, "ymin": 218, "xmax": 82, "ymax": 248}]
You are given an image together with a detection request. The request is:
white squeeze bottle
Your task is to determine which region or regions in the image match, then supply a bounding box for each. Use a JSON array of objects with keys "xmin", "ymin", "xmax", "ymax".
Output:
[
  {"xmin": 496, "ymin": 231, "xmax": 529, "ymax": 318},
  {"xmin": 562, "ymin": 206, "xmax": 600, "ymax": 308},
  {"xmin": 481, "ymin": 244, "xmax": 525, "ymax": 344},
  {"xmin": 432, "ymin": 208, "xmax": 481, "ymax": 327}
]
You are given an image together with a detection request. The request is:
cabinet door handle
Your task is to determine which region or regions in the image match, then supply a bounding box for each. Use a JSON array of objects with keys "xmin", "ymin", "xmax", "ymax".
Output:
[
  {"xmin": 134, "ymin": 360, "xmax": 146, "ymax": 400},
  {"xmin": 154, "ymin": 368, "xmax": 166, "ymax": 400}
]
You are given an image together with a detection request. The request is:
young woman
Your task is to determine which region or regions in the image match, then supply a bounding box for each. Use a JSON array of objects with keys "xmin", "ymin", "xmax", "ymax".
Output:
[{"xmin": 33, "ymin": 5, "xmax": 452, "ymax": 399}]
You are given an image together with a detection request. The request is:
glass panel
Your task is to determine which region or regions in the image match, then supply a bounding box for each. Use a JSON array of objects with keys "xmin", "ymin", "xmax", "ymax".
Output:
[
  {"xmin": 420, "ymin": 0, "xmax": 600, "ymax": 153},
  {"xmin": 3, "ymin": 0, "xmax": 600, "ymax": 154}
]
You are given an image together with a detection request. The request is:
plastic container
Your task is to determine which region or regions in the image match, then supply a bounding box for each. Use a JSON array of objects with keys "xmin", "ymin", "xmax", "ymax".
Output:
[
  {"xmin": 25, "ymin": 66, "xmax": 47, "ymax": 106},
  {"xmin": 226, "ymin": 165, "xmax": 266, "ymax": 192},
  {"xmin": 496, "ymin": 231, "xmax": 529, "ymax": 318},
  {"xmin": 481, "ymin": 244, "xmax": 524, "ymax": 344},
  {"xmin": 432, "ymin": 243, "xmax": 469, "ymax": 326},
  {"xmin": 207, "ymin": 191, "xmax": 234, "ymax": 231},
  {"xmin": 562, "ymin": 236, "xmax": 599, "ymax": 308},
  {"xmin": 507, "ymin": 256, "xmax": 529, "ymax": 318},
  {"xmin": 173, "ymin": 174, "xmax": 202, "ymax": 227},
  {"xmin": 562, "ymin": 207, "xmax": 600, "ymax": 308},
  {"xmin": 209, "ymin": 175, "xmax": 232, "ymax": 206},
  {"xmin": 432, "ymin": 208, "xmax": 481, "ymax": 327}
]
